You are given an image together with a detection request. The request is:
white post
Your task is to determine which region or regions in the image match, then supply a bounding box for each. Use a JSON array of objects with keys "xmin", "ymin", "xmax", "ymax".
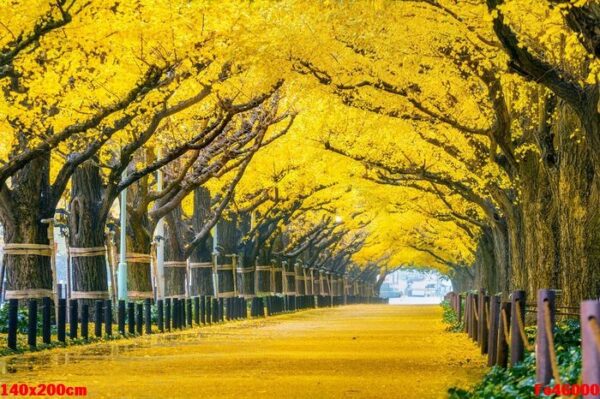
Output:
[
  {"xmin": 117, "ymin": 169, "xmax": 128, "ymax": 301},
  {"xmin": 211, "ymin": 224, "xmax": 218, "ymax": 298},
  {"xmin": 155, "ymin": 158, "xmax": 165, "ymax": 299}
]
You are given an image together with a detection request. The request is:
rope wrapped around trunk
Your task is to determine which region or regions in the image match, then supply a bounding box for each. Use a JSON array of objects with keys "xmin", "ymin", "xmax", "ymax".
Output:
[{"xmin": 2, "ymin": 243, "xmax": 54, "ymax": 299}]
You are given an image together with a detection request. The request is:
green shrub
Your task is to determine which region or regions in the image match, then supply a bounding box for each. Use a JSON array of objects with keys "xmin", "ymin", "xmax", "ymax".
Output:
[
  {"xmin": 441, "ymin": 299, "xmax": 464, "ymax": 332},
  {"xmin": 448, "ymin": 319, "xmax": 581, "ymax": 398}
]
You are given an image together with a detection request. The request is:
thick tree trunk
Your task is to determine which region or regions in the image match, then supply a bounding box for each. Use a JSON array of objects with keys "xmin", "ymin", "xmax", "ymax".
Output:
[
  {"xmin": 69, "ymin": 159, "xmax": 109, "ymax": 314},
  {"xmin": 164, "ymin": 205, "xmax": 188, "ymax": 298},
  {"xmin": 216, "ymin": 216, "xmax": 238, "ymax": 297},
  {"xmin": 125, "ymin": 180, "xmax": 154, "ymax": 300},
  {"xmin": 236, "ymin": 212, "xmax": 255, "ymax": 296},
  {"xmin": 1, "ymin": 154, "xmax": 54, "ymax": 299},
  {"xmin": 472, "ymin": 226, "xmax": 498, "ymax": 294},
  {"xmin": 189, "ymin": 187, "xmax": 214, "ymax": 296},
  {"xmin": 555, "ymin": 104, "xmax": 600, "ymax": 306},
  {"xmin": 450, "ymin": 266, "xmax": 475, "ymax": 293}
]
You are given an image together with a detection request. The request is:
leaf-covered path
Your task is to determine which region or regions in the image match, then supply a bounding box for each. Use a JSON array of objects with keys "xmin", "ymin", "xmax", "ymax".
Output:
[{"xmin": 1, "ymin": 305, "xmax": 485, "ymax": 398}]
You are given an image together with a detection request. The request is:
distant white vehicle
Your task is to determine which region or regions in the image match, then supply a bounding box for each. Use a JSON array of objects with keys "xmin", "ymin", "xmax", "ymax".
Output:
[{"xmin": 409, "ymin": 280, "xmax": 437, "ymax": 297}]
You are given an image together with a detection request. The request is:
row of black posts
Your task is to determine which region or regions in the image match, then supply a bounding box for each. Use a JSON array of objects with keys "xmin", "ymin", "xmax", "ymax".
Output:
[{"xmin": 6, "ymin": 295, "xmax": 381, "ymax": 350}]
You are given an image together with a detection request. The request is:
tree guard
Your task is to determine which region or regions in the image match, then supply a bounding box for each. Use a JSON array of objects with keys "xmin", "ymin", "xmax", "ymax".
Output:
[
  {"xmin": 295, "ymin": 263, "xmax": 305, "ymax": 296},
  {"xmin": 122, "ymin": 253, "xmax": 154, "ymax": 300},
  {"xmin": 272, "ymin": 262, "xmax": 283, "ymax": 294},
  {"xmin": 254, "ymin": 265, "xmax": 273, "ymax": 295},
  {"xmin": 189, "ymin": 262, "xmax": 213, "ymax": 296},
  {"xmin": 236, "ymin": 264, "xmax": 255, "ymax": 298},
  {"xmin": 312, "ymin": 269, "xmax": 320, "ymax": 295},
  {"xmin": 3, "ymin": 243, "xmax": 54, "ymax": 299},
  {"xmin": 163, "ymin": 261, "xmax": 187, "ymax": 299},
  {"xmin": 217, "ymin": 262, "xmax": 236, "ymax": 298},
  {"xmin": 68, "ymin": 246, "xmax": 110, "ymax": 300},
  {"xmin": 283, "ymin": 261, "xmax": 296, "ymax": 296}
]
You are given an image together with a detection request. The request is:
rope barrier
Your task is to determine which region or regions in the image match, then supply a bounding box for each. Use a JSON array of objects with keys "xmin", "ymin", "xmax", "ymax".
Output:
[
  {"xmin": 2, "ymin": 243, "xmax": 52, "ymax": 256},
  {"xmin": 164, "ymin": 261, "xmax": 187, "ymax": 268},
  {"xmin": 501, "ymin": 308, "xmax": 510, "ymax": 346},
  {"xmin": 543, "ymin": 300, "xmax": 562, "ymax": 384},
  {"xmin": 71, "ymin": 291, "xmax": 109, "ymax": 299},
  {"xmin": 189, "ymin": 262, "xmax": 213, "ymax": 269},
  {"xmin": 2, "ymin": 243, "xmax": 54, "ymax": 299},
  {"xmin": 68, "ymin": 247, "xmax": 106, "ymax": 257},
  {"xmin": 515, "ymin": 302, "xmax": 534, "ymax": 351},
  {"xmin": 472, "ymin": 296, "xmax": 479, "ymax": 322}
]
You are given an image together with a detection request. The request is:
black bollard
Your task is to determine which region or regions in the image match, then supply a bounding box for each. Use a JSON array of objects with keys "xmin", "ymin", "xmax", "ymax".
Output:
[
  {"xmin": 58, "ymin": 298, "xmax": 66, "ymax": 342},
  {"xmin": 187, "ymin": 299, "xmax": 193, "ymax": 327},
  {"xmin": 144, "ymin": 299, "xmax": 151, "ymax": 334},
  {"xmin": 69, "ymin": 299, "xmax": 78, "ymax": 340},
  {"xmin": 172, "ymin": 299, "xmax": 179, "ymax": 329},
  {"xmin": 118, "ymin": 300, "xmax": 126, "ymax": 335},
  {"xmin": 200, "ymin": 296, "xmax": 206, "ymax": 324},
  {"xmin": 94, "ymin": 300, "xmax": 103, "ymax": 338},
  {"xmin": 128, "ymin": 302, "xmax": 135, "ymax": 334},
  {"xmin": 165, "ymin": 298, "xmax": 172, "ymax": 331},
  {"xmin": 42, "ymin": 297, "xmax": 51, "ymax": 344},
  {"xmin": 266, "ymin": 296, "xmax": 272, "ymax": 316},
  {"xmin": 211, "ymin": 298, "xmax": 218, "ymax": 323},
  {"xmin": 226, "ymin": 298, "xmax": 232, "ymax": 321},
  {"xmin": 157, "ymin": 300, "xmax": 164, "ymax": 333},
  {"xmin": 7, "ymin": 299, "xmax": 18, "ymax": 350},
  {"xmin": 136, "ymin": 303, "xmax": 143, "ymax": 335},
  {"xmin": 194, "ymin": 297, "xmax": 200, "ymax": 326},
  {"xmin": 181, "ymin": 299, "xmax": 186, "ymax": 328},
  {"xmin": 27, "ymin": 299, "xmax": 37, "ymax": 348},
  {"xmin": 105, "ymin": 300, "xmax": 112, "ymax": 336},
  {"xmin": 206, "ymin": 297, "xmax": 212, "ymax": 324},
  {"xmin": 81, "ymin": 304, "xmax": 89, "ymax": 340}
]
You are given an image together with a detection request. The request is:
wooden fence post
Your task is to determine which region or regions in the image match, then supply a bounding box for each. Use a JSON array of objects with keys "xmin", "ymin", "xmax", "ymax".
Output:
[
  {"xmin": 510, "ymin": 290, "xmax": 526, "ymax": 366},
  {"xmin": 466, "ymin": 293, "xmax": 472, "ymax": 336},
  {"xmin": 481, "ymin": 295, "xmax": 490, "ymax": 354},
  {"xmin": 478, "ymin": 290, "xmax": 488, "ymax": 352},
  {"xmin": 457, "ymin": 293, "xmax": 462, "ymax": 324},
  {"xmin": 487, "ymin": 295, "xmax": 500, "ymax": 366},
  {"xmin": 536, "ymin": 289, "xmax": 555, "ymax": 385},
  {"xmin": 581, "ymin": 300, "xmax": 600, "ymax": 399},
  {"xmin": 472, "ymin": 292, "xmax": 479, "ymax": 342},
  {"xmin": 497, "ymin": 301, "xmax": 511, "ymax": 367}
]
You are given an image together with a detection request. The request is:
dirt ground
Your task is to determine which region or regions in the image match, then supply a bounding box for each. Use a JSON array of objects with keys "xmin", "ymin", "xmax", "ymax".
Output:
[{"xmin": 0, "ymin": 305, "xmax": 486, "ymax": 398}]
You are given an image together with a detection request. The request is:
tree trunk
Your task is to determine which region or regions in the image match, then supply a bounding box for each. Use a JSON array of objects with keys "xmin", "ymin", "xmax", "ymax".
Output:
[
  {"xmin": 125, "ymin": 180, "xmax": 154, "ymax": 300},
  {"xmin": 216, "ymin": 215, "xmax": 238, "ymax": 297},
  {"xmin": 189, "ymin": 187, "xmax": 214, "ymax": 296},
  {"xmin": 1, "ymin": 154, "xmax": 54, "ymax": 299},
  {"xmin": 69, "ymin": 159, "xmax": 109, "ymax": 314},
  {"xmin": 163, "ymin": 204, "xmax": 188, "ymax": 298}
]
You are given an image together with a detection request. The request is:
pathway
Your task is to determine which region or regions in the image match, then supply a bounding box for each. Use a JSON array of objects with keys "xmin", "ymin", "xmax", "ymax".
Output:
[{"xmin": 1, "ymin": 305, "xmax": 486, "ymax": 398}]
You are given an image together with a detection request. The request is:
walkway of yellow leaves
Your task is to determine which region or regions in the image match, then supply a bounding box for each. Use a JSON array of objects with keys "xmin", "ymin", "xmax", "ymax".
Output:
[{"xmin": 1, "ymin": 305, "xmax": 485, "ymax": 398}]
